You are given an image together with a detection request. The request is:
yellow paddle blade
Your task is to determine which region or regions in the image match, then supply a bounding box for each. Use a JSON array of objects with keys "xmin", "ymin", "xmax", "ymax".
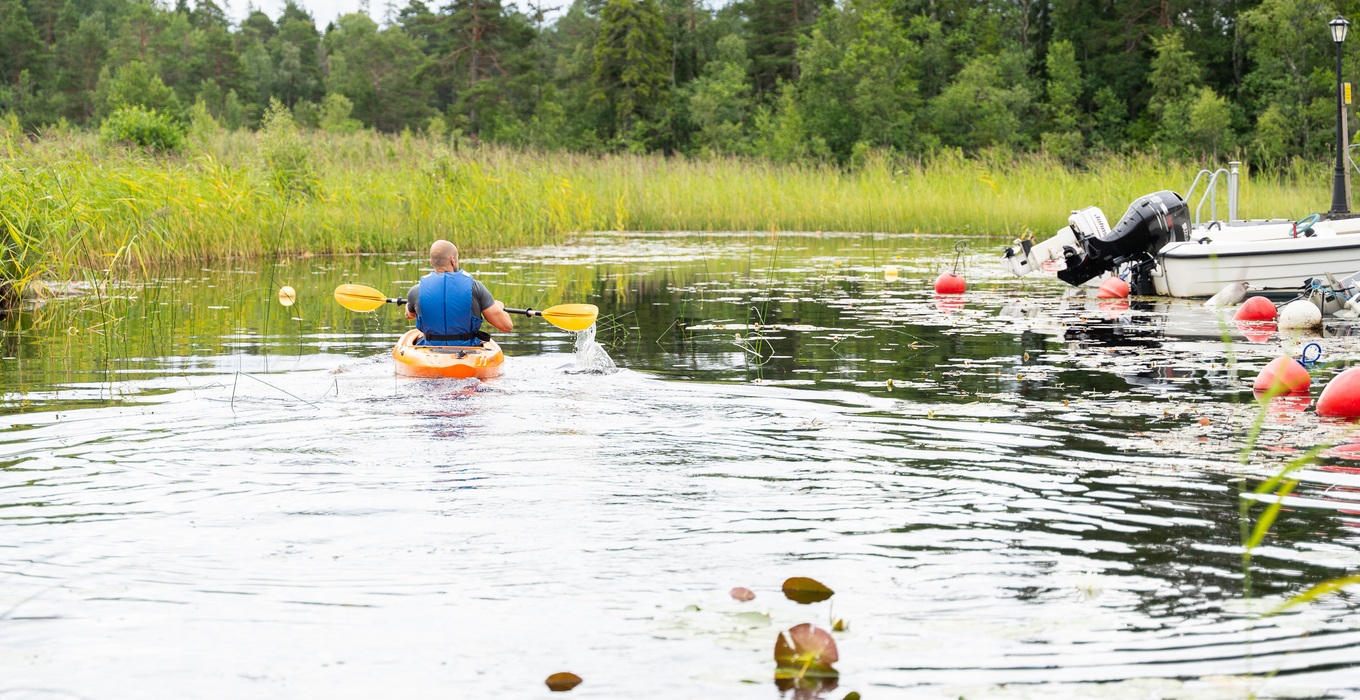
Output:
[
  {"xmin": 541, "ymin": 303, "xmax": 599, "ymax": 332},
  {"xmin": 334, "ymin": 283, "xmax": 389, "ymax": 312}
]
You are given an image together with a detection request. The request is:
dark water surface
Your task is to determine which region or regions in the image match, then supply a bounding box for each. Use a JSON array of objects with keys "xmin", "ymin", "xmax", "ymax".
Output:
[{"xmin": 3, "ymin": 233, "xmax": 1360, "ymax": 698}]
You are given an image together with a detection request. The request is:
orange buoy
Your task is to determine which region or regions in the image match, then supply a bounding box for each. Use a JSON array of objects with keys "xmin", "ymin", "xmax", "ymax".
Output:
[
  {"xmin": 1096, "ymin": 277, "xmax": 1130, "ymax": 299},
  {"xmin": 1234, "ymin": 296, "xmax": 1277, "ymax": 321},
  {"xmin": 1318, "ymin": 367, "xmax": 1360, "ymax": 418},
  {"xmin": 934, "ymin": 273, "xmax": 966, "ymax": 294},
  {"xmin": 1252, "ymin": 356, "xmax": 1311, "ymax": 395}
]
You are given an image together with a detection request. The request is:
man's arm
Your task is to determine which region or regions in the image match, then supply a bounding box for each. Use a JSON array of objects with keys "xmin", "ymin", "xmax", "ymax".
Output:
[
  {"xmin": 405, "ymin": 284, "xmax": 419, "ymax": 320},
  {"xmin": 472, "ymin": 281, "xmax": 513, "ymax": 333},
  {"xmin": 483, "ymin": 300, "xmax": 513, "ymax": 333}
]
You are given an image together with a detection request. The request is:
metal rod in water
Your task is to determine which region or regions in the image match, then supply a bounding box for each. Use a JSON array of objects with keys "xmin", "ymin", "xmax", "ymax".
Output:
[{"xmin": 1228, "ymin": 161, "xmax": 1240, "ymax": 221}]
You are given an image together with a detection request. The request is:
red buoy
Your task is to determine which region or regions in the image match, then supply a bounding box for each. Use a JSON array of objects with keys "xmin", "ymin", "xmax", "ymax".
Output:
[
  {"xmin": 1317, "ymin": 366, "xmax": 1360, "ymax": 418},
  {"xmin": 1096, "ymin": 277, "xmax": 1130, "ymax": 299},
  {"xmin": 1324, "ymin": 442, "xmax": 1360, "ymax": 460},
  {"xmin": 1258, "ymin": 394, "xmax": 1312, "ymax": 416},
  {"xmin": 1252, "ymin": 356, "xmax": 1311, "ymax": 395},
  {"xmin": 1098, "ymin": 299, "xmax": 1130, "ymax": 318},
  {"xmin": 933, "ymin": 293, "xmax": 965, "ymax": 313},
  {"xmin": 1234, "ymin": 320, "xmax": 1277, "ymax": 344},
  {"xmin": 1234, "ymin": 296, "xmax": 1277, "ymax": 321},
  {"xmin": 934, "ymin": 273, "xmax": 966, "ymax": 294}
]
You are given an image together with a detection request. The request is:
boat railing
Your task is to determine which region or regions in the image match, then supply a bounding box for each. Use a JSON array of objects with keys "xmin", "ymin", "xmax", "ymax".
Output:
[{"xmin": 1185, "ymin": 161, "xmax": 1241, "ymax": 225}]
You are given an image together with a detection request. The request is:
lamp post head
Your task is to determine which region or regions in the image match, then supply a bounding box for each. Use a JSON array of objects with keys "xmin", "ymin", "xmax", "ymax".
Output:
[{"xmin": 1332, "ymin": 15, "xmax": 1350, "ymax": 43}]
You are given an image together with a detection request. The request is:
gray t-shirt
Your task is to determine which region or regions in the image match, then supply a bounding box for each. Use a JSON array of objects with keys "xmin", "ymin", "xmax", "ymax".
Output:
[{"xmin": 407, "ymin": 274, "xmax": 496, "ymax": 319}]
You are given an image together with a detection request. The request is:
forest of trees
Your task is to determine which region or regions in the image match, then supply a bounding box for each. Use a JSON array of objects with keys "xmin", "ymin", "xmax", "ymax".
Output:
[{"xmin": 0, "ymin": 0, "xmax": 1356, "ymax": 165}]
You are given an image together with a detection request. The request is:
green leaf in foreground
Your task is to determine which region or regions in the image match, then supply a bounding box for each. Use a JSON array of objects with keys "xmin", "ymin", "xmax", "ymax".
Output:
[
  {"xmin": 1245, "ymin": 478, "xmax": 1299, "ymax": 550},
  {"xmin": 782, "ymin": 576, "xmax": 834, "ymax": 604},
  {"xmin": 1270, "ymin": 574, "xmax": 1360, "ymax": 615}
]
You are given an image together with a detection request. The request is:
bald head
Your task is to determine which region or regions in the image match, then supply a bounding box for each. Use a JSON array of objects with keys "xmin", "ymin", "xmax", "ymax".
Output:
[{"xmin": 430, "ymin": 240, "xmax": 459, "ymax": 272}]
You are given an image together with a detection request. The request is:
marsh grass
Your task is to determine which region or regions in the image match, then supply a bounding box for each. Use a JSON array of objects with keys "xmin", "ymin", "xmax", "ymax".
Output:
[{"xmin": 0, "ymin": 127, "xmax": 1339, "ymax": 303}]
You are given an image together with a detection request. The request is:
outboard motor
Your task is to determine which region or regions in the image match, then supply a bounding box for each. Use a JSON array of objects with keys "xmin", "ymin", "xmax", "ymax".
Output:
[
  {"xmin": 1001, "ymin": 211, "xmax": 1097, "ymax": 277},
  {"xmin": 1057, "ymin": 190, "xmax": 1190, "ymax": 287}
]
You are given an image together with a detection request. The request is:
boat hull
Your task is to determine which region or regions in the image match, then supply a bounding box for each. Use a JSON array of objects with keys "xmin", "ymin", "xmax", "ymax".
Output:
[
  {"xmin": 392, "ymin": 329, "xmax": 504, "ymax": 379},
  {"xmin": 1153, "ymin": 234, "xmax": 1360, "ymax": 297}
]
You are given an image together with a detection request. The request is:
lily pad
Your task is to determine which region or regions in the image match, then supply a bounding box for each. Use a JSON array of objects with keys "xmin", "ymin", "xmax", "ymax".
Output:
[
  {"xmin": 730, "ymin": 586, "xmax": 756, "ymax": 602},
  {"xmin": 774, "ymin": 623, "xmax": 840, "ymax": 679},
  {"xmin": 732, "ymin": 611, "xmax": 772, "ymax": 627},
  {"xmin": 774, "ymin": 676, "xmax": 840, "ymax": 695},
  {"xmin": 782, "ymin": 576, "xmax": 834, "ymax": 604},
  {"xmin": 545, "ymin": 672, "xmax": 583, "ymax": 692}
]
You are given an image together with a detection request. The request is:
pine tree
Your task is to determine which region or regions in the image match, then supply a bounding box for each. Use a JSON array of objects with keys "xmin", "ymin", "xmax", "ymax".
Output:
[
  {"xmin": 688, "ymin": 34, "xmax": 752, "ymax": 154},
  {"xmin": 1041, "ymin": 39, "xmax": 1083, "ymax": 161},
  {"xmin": 444, "ymin": 0, "xmax": 519, "ymax": 132},
  {"xmin": 741, "ymin": 0, "xmax": 821, "ymax": 96},
  {"xmin": 323, "ymin": 13, "xmax": 433, "ymax": 131},
  {"xmin": 592, "ymin": 0, "xmax": 671, "ymax": 145},
  {"xmin": 0, "ymin": 0, "xmax": 49, "ymax": 118},
  {"xmin": 55, "ymin": 12, "xmax": 109, "ymax": 121}
]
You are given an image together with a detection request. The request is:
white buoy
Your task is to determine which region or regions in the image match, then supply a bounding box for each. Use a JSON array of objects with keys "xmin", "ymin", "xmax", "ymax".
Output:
[
  {"xmin": 1278, "ymin": 298, "xmax": 1323, "ymax": 330},
  {"xmin": 1205, "ymin": 281, "xmax": 1249, "ymax": 307}
]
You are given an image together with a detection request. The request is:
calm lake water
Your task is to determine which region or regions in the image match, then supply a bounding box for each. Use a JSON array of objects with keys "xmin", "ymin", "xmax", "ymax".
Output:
[{"xmin": 3, "ymin": 232, "xmax": 1360, "ymax": 698}]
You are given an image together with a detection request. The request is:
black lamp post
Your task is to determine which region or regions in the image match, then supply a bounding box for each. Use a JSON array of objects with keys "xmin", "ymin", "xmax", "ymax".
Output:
[{"xmin": 1331, "ymin": 14, "xmax": 1351, "ymax": 216}]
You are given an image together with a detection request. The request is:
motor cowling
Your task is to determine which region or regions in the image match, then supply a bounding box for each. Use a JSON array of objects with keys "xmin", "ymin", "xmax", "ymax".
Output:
[{"xmin": 1056, "ymin": 191, "xmax": 1190, "ymax": 286}]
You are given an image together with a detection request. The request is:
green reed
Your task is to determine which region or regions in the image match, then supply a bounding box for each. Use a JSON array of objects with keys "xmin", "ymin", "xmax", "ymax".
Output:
[{"xmin": 0, "ymin": 127, "xmax": 1340, "ymax": 304}]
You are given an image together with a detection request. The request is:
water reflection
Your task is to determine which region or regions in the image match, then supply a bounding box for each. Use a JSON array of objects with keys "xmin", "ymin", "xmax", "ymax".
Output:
[{"xmin": 1, "ymin": 234, "xmax": 1359, "ymax": 697}]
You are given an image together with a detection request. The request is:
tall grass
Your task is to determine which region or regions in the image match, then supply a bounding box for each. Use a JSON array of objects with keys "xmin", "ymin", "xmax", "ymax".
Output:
[{"xmin": 0, "ymin": 125, "xmax": 1339, "ymax": 302}]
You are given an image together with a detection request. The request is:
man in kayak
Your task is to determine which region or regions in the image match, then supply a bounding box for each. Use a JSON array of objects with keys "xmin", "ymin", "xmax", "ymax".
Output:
[{"xmin": 405, "ymin": 240, "xmax": 513, "ymax": 345}]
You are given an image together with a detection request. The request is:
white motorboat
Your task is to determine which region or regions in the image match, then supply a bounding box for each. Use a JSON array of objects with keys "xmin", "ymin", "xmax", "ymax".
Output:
[{"xmin": 1002, "ymin": 187, "xmax": 1360, "ymax": 298}]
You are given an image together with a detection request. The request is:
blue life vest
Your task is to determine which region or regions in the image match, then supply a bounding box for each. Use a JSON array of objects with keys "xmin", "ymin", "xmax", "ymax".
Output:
[{"xmin": 415, "ymin": 271, "xmax": 485, "ymax": 346}]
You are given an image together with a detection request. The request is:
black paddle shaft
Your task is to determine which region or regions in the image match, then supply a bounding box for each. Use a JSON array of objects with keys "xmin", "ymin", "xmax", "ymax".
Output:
[{"xmin": 394, "ymin": 299, "xmax": 537, "ymax": 315}]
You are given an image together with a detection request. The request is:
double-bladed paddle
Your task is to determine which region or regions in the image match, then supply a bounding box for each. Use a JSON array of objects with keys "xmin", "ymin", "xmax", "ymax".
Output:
[{"xmin": 333, "ymin": 283, "xmax": 599, "ymax": 332}]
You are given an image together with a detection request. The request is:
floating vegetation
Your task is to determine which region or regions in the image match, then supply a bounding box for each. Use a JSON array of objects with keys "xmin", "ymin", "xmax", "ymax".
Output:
[
  {"xmin": 781, "ymin": 577, "xmax": 835, "ymax": 605},
  {"xmin": 544, "ymin": 672, "xmax": 583, "ymax": 692},
  {"xmin": 730, "ymin": 587, "xmax": 756, "ymax": 602},
  {"xmin": 774, "ymin": 623, "xmax": 840, "ymax": 683}
]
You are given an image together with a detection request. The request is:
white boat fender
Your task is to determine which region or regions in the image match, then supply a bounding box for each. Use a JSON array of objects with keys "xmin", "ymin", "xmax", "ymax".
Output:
[
  {"xmin": 1342, "ymin": 292, "xmax": 1360, "ymax": 319},
  {"xmin": 1204, "ymin": 281, "xmax": 1249, "ymax": 307},
  {"xmin": 1278, "ymin": 298, "xmax": 1323, "ymax": 329}
]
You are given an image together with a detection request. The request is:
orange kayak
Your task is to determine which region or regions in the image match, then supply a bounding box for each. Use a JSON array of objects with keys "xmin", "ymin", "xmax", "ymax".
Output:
[{"xmin": 392, "ymin": 329, "xmax": 504, "ymax": 379}]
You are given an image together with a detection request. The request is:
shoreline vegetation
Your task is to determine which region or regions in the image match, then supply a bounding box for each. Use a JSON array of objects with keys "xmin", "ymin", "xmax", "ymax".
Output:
[
  {"xmin": 1, "ymin": 0, "xmax": 1354, "ymax": 305},
  {"xmin": 0, "ymin": 118, "xmax": 1338, "ymax": 303}
]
